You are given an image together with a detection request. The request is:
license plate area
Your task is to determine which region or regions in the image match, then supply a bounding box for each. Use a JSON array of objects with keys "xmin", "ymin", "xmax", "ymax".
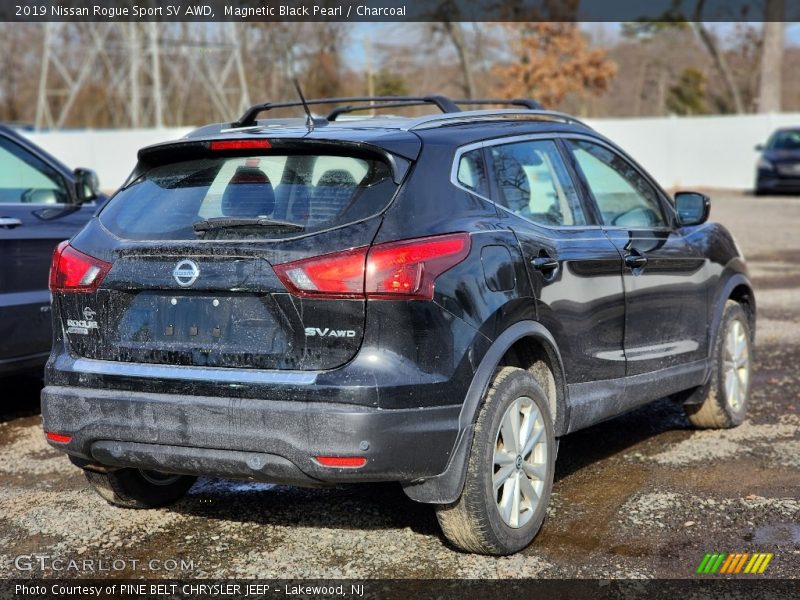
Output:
[
  {"xmin": 117, "ymin": 292, "xmax": 280, "ymax": 347},
  {"xmin": 777, "ymin": 163, "xmax": 800, "ymax": 176}
]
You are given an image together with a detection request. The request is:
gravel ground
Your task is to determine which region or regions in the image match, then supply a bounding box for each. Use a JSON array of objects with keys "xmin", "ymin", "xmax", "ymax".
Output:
[{"xmin": 0, "ymin": 191, "xmax": 798, "ymax": 580}]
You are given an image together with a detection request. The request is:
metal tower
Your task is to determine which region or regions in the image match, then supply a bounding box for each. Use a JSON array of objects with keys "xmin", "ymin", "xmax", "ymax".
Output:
[{"xmin": 35, "ymin": 22, "xmax": 251, "ymax": 130}]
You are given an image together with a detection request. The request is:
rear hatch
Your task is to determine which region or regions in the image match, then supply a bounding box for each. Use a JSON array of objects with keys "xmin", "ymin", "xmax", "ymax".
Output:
[{"xmin": 56, "ymin": 138, "xmax": 410, "ymax": 371}]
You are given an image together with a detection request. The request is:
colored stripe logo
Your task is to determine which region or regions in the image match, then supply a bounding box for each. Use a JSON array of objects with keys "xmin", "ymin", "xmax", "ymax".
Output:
[{"xmin": 696, "ymin": 552, "xmax": 773, "ymax": 574}]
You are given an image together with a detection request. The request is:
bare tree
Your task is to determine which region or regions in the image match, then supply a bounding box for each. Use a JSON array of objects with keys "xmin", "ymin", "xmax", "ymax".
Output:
[
  {"xmin": 757, "ymin": 0, "xmax": 786, "ymax": 112},
  {"xmin": 0, "ymin": 24, "xmax": 43, "ymax": 123},
  {"xmin": 439, "ymin": 22, "xmax": 476, "ymax": 98},
  {"xmin": 299, "ymin": 24, "xmax": 348, "ymax": 99},
  {"xmin": 690, "ymin": 1, "xmax": 745, "ymax": 113}
]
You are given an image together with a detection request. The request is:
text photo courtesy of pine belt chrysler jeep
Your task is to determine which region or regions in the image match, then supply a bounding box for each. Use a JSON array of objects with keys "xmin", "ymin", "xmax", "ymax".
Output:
[{"xmin": 41, "ymin": 96, "xmax": 755, "ymax": 555}]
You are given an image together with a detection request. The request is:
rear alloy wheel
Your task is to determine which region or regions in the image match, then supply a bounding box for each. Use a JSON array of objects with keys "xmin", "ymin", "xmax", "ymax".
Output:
[
  {"xmin": 84, "ymin": 468, "xmax": 196, "ymax": 509},
  {"xmin": 684, "ymin": 301, "xmax": 752, "ymax": 429},
  {"xmin": 436, "ymin": 367, "xmax": 555, "ymax": 555}
]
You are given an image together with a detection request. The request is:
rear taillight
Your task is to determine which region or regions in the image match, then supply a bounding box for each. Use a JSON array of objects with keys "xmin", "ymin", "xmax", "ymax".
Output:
[
  {"xmin": 365, "ymin": 234, "xmax": 471, "ymax": 299},
  {"xmin": 274, "ymin": 247, "xmax": 368, "ymax": 299},
  {"xmin": 273, "ymin": 233, "xmax": 471, "ymax": 301},
  {"xmin": 49, "ymin": 241, "xmax": 112, "ymax": 293}
]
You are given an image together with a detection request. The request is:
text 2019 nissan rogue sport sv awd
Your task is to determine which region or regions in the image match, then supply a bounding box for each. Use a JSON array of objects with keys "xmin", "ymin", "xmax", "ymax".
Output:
[{"xmin": 42, "ymin": 96, "xmax": 755, "ymax": 555}]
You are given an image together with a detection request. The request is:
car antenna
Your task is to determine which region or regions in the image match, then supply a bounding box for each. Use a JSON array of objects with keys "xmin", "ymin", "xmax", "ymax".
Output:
[{"xmin": 293, "ymin": 79, "xmax": 326, "ymax": 131}]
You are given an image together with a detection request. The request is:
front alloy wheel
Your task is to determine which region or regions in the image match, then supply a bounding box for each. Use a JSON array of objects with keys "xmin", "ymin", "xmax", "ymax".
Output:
[
  {"xmin": 685, "ymin": 300, "xmax": 752, "ymax": 429},
  {"xmin": 723, "ymin": 317, "xmax": 750, "ymax": 412}
]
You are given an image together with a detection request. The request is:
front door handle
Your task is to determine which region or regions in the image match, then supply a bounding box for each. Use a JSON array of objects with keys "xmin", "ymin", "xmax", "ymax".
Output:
[
  {"xmin": 0, "ymin": 217, "xmax": 23, "ymax": 228},
  {"xmin": 624, "ymin": 253, "xmax": 648, "ymax": 269},
  {"xmin": 532, "ymin": 256, "xmax": 559, "ymax": 272}
]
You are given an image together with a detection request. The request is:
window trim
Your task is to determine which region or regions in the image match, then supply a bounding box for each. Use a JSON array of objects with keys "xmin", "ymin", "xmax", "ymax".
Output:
[
  {"xmin": 450, "ymin": 132, "xmax": 680, "ymax": 232},
  {"xmin": 449, "ymin": 133, "xmax": 601, "ymax": 231}
]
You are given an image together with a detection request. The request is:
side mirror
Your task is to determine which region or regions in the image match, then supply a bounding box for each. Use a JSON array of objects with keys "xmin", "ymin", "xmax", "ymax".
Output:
[
  {"xmin": 73, "ymin": 168, "xmax": 100, "ymax": 203},
  {"xmin": 754, "ymin": 144, "xmax": 765, "ymax": 152},
  {"xmin": 674, "ymin": 191, "xmax": 710, "ymax": 227}
]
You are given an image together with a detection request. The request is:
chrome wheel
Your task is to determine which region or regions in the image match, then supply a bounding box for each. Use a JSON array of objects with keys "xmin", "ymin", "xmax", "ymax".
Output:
[
  {"xmin": 723, "ymin": 318, "xmax": 750, "ymax": 411},
  {"xmin": 493, "ymin": 396, "xmax": 548, "ymax": 529},
  {"xmin": 139, "ymin": 470, "xmax": 182, "ymax": 486}
]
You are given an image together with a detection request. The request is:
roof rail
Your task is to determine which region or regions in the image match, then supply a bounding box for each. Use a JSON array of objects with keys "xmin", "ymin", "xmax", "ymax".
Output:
[
  {"xmin": 233, "ymin": 95, "xmax": 461, "ymax": 128},
  {"xmin": 326, "ymin": 97, "xmax": 545, "ymax": 121},
  {"xmin": 402, "ymin": 109, "xmax": 590, "ymax": 131},
  {"xmin": 232, "ymin": 95, "xmax": 554, "ymax": 127},
  {"xmin": 327, "ymin": 101, "xmax": 444, "ymax": 121},
  {"xmin": 454, "ymin": 98, "xmax": 545, "ymax": 111}
]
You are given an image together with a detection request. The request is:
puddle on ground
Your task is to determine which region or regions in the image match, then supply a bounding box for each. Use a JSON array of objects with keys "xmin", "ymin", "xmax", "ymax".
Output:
[{"xmin": 747, "ymin": 523, "xmax": 800, "ymax": 547}]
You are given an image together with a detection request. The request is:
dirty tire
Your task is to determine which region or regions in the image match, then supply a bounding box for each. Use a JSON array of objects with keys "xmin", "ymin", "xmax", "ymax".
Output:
[
  {"xmin": 85, "ymin": 469, "xmax": 196, "ymax": 508},
  {"xmin": 436, "ymin": 367, "xmax": 555, "ymax": 555},
  {"xmin": 684, "ymin": 301, "xmax": 752, "ymax": 429}
]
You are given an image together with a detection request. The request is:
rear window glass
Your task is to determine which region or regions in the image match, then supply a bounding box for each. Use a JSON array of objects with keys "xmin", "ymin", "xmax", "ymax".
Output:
[{"xmin": 99, "ymin": 153, "xmax": 396, "ymax": 240}]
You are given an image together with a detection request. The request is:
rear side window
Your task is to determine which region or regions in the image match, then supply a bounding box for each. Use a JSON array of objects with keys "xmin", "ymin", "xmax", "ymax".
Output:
[
  {"xmin": 99, "ymin": 153, "xmax": 396, "ymax": 240},
  {"xmin": 456, "ymin": 148, "xmax": 490, "ymax": 197},
  {"xmin": 489, "ymin": 139, "xmax": 587, "ymax": 227}
]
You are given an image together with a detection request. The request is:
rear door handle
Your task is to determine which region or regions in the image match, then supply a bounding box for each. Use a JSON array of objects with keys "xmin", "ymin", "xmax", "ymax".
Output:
[
  {"xmin": 0, "ymin": 217, "xmax": 23, "ymax": 228},
  {"xmin": 624, "ymin": 254, "xmax": 648, "ymax": 269},
  {"xmin": 532, "ymin": 256, "xmax": 559, "ymax": 272}
]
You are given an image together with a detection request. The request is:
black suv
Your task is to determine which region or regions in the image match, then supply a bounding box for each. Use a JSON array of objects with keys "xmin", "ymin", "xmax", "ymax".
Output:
[{"xmin": 42, "ymin": 96, "xmax": 755, "ymax": 555}]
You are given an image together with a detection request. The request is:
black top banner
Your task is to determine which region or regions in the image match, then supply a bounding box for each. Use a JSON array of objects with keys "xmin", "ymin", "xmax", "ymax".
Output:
[{"xmin": 2, "ymin": 0, "xmax": 798, "ymax": 22}]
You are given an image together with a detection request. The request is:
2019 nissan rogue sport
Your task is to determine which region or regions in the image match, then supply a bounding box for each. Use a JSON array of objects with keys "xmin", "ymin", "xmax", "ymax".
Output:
[{"xmin": 41, "ymin": 96, "xmax": 755, "ymax": 555}]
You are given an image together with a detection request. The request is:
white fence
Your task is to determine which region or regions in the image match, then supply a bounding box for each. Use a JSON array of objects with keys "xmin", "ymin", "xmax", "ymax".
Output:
[
  {"xmin": 22, "ymin": 113, "xmax": 800, "ymax": 192},
  {"xmin": 24, "ymin": 127, "xmax": 193, "ymax": 192},
  {"xmin": 586, "ymin": 112, "xmax": 800, "ymax": 190}
]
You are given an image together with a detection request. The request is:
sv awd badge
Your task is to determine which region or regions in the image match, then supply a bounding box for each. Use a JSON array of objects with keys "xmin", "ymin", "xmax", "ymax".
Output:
[{"xmin": 305, "ymin": 328, "xmax": 357, "ymax": 338}]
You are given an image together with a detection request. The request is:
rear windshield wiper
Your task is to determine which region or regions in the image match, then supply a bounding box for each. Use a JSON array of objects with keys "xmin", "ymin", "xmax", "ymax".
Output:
[{"xmin": 192, "ymin": 217, "xmax": 305, "ymax": 232}]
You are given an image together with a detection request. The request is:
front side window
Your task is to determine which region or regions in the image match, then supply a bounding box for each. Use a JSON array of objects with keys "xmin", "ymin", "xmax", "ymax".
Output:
[
  {"xmin": 489, "ymin": 139, "xmax": 586, "ymax": 227},
  {"xmin": 99, "ymin": 152, "xmax": 396, "ymax": 240},
  {"xmin": 0, "ymin": 137, "xmax": 69, "ymax": 204},
  {"xmin": 567, "ymin": 140, "xmax": 666, "ymax": 229}
]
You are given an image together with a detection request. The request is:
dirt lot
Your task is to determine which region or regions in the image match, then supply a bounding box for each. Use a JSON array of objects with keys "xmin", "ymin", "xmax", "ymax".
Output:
[{"xmin": 1, "ymin": 191, "xmax": 798, "ymax": 579}]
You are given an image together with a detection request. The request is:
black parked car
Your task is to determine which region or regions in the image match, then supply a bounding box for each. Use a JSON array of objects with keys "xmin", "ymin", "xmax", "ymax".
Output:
[
  {"xmin": 755, "ymin": 127, "xmax": 800, "ymax": 194},
  {"xmin": 41, "ymin": 96, "xmax": 755, "ymax": 555},
  {"xmin": 0, "ymin": 124, "xmax": 103, "ymax": 376}
]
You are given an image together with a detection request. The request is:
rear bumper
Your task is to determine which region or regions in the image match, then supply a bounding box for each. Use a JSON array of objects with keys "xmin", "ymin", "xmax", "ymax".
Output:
[{"xmin": 41, "ymin": 384, "xmax": 461, "ymax": 485}]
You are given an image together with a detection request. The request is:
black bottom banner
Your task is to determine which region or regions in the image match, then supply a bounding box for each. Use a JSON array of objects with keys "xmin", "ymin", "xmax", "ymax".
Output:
[{"xmin": 2, "ymin": 579, "xmax": 798, "ymax": 600}]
